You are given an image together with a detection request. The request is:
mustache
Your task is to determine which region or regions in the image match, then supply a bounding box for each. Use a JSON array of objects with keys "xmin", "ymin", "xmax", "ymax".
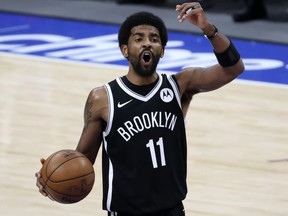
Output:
[{"xmin": 139, "ymin": 49, "xmax": 154, "ymax": 59}]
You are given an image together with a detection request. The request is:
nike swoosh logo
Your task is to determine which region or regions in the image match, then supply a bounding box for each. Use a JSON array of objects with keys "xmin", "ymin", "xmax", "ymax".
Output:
[{"xmin": 117, "ymin": 99, "xmax": 133, "ymax": 108}]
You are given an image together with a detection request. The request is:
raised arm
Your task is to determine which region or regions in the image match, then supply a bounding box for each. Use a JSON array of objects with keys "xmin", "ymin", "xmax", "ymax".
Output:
[{"xmin": 175, "ymin": 2, "xmax": 245, "ymax": 98}]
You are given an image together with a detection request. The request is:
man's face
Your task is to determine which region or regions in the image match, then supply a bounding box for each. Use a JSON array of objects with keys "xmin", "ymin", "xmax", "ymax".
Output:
[{"xmin": 121, "ymin": 25, "xmax": 164, "ymax": 77}]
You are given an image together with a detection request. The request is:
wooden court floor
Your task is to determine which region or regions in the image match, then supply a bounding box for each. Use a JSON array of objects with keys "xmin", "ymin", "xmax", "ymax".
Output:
[{"xmin": 0, "ymin": 53, "xmax": 288, "ymax": 216}]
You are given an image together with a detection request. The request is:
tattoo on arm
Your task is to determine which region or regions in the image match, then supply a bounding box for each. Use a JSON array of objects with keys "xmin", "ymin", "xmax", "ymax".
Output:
[{"xmin": 84, "ymin": 100, "xmax": 93, "ymax": 131}]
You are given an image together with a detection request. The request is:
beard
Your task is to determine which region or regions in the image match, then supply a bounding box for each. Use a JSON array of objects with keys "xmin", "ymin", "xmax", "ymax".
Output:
[{"xmin": 129, "ymin": 50, "xmax": 160, "ymax": 77}]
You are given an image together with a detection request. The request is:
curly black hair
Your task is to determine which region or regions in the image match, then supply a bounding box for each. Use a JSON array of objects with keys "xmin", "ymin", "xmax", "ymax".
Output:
[{"xmin": 118, "ymin": 11, "xmax": 168, "ymax": 47}]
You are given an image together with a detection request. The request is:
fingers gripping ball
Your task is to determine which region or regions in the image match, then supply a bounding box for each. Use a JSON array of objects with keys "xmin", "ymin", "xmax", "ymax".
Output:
[{"xmin": 40, "ymin": 149, "xmax": 95, "ymax": 204}]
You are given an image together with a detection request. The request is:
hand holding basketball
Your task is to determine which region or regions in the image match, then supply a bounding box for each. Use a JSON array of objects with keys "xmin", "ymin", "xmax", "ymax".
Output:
[
  {"xmin": 35, "ymin": 149, "xmax": 95, "ymax": 204},
  {"xmin": 35, "ymin": 158, "xmax": 48, "ymax": 197}
]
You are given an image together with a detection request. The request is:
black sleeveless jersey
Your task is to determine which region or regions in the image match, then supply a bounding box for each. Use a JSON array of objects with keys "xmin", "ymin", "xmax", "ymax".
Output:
[{"xmin": 102, "ymin": 74, "xmax": 187, "ymax": 215}]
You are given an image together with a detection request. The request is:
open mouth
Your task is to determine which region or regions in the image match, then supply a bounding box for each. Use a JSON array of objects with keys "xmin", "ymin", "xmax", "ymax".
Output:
[
  {"xmin": 143, "ymin": 51, "xmax": 151, "ymax": 62},
  {"xmin": 141, "ymin": 50, "xmax": 153, "ymax": 64}
]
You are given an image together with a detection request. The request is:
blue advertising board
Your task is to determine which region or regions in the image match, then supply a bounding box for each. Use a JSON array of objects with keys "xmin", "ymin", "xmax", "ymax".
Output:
[{"xmin": 0, "ymin": 12, "xmax": 287, "ymax": 85}]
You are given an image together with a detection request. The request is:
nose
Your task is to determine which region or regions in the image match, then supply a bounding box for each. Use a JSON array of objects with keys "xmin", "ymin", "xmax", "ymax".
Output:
[{"xmin": 142, "ymin": 37, "xmax": 151, "ymax": 48}]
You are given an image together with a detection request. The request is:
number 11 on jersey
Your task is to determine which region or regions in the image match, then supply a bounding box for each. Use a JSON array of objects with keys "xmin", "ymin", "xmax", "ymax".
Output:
[{"xmin": 146, "ymin": 137, "xmax": 166, "ymax": 169}]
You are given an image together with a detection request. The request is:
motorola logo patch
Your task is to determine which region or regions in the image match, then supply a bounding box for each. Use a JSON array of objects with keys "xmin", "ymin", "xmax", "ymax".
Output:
[{"xmin": 160, "ymin": 88, "xmax": 174, "ymax": 103}]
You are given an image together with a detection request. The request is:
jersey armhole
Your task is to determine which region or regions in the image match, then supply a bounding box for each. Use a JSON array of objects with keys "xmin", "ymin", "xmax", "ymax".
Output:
[
  {"xmin": 171, "ymin": 74, "xmax": 180, "ymax": 91},
  {"xmin": 103, "ymin": 84, "xmax": 114, "ymax": 136},
  {"xmin": 167, "ymin": 74, "xmax": 182, "ymax": 108}
]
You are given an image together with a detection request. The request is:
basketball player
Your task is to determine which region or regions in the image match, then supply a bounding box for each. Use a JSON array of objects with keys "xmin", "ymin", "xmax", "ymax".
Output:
[{"xmin": 36, "ymin": 1, "xmax": 244, "ymax": 215}]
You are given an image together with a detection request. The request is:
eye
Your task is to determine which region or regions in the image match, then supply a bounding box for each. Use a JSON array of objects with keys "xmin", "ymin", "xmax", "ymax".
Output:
[
  {"xmin": 135, "ymin": 37, "xmax": 142, "ymax": 42},
  {"xmin": 151, "ymin": 37, "xmax": 160, "ymax": 43},
  {"xmin": 150, "ymin": 35, "xmax": 161, "ymax": 43}
]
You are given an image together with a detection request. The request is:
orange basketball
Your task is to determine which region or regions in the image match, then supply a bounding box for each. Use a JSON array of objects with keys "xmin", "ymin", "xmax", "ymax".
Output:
[{"xmin": 40, "ymin": 149, "xmax": 95, "ymax": 204}]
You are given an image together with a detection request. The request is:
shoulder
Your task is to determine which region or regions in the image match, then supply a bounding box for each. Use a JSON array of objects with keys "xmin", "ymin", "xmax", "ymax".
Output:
[
  {"xmin": 88, "ymin": 86, "xmax": 107, "ymax": 102},
  {"xmin": 86, "ymin": 86, "xmax": 109, "ymax": 121}
]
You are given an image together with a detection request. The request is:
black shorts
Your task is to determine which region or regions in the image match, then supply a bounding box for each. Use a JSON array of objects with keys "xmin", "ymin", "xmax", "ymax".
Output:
[{"xmin": 107, "ymin": 202, "xmax": 185, "ymax": 216}]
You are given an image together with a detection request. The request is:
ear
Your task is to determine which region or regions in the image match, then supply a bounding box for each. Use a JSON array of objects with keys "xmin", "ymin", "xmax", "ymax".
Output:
[
  {"xmin": 120, "ymin": 44, "xmax": 129, "ymax": 58},
  {"xmin": 160, "ymin": 47, "xmax": 165, "ymax": 58}
]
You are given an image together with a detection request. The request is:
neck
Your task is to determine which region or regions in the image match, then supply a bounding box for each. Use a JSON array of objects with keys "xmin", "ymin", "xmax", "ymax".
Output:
[{"xmin": 126, "ymin": 71, "xmax": 158, "ymax": 86}]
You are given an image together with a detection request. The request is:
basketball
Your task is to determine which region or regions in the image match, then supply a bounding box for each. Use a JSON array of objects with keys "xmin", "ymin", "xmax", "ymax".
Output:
[{"xmin": 39, "ymin": 149, "xmax": 95, "ymax": 204}]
